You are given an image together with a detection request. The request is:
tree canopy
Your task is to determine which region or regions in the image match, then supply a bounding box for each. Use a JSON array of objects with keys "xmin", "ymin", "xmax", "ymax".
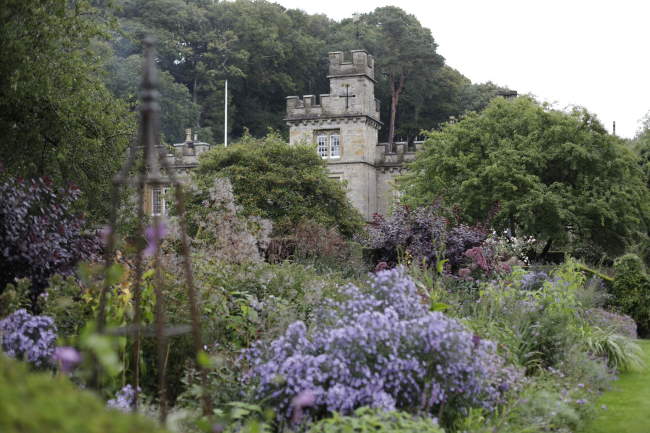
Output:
[
  {"xmin": 103, "ymin": 0, "xmax": 509, "ymax": 144},
  {"xmin": 0, "ymin": 0, "xmax": 135, "ymax": 221},
  {"xmin": 193, "ymin": 133, "xmax": 364, "ymax": 237},
  {"xmin": 346, "ymin": 6, "xmax": 444, "ymax": 146},
  {"xmin": 400, "ymin": 97, "xmax": 650, "ymax": 260}
]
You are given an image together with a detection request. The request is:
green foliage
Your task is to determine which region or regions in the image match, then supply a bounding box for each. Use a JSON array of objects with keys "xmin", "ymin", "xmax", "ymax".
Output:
[
  {"xmin": 0, "ymin": 354, "xmax": 168, "ymax": 433},
  {"xmin": 267, "ymin": 220, "xmax": 365, "ymax": 276},
  {"xmin": 611, "ymin": 254, "xmax": 650, "ymax": 337},
  {"xmin": 459, "ymin": 260, "xmax": 588, "ymax": 372},
  {"xmin": 104, "ymin": 54, "xmax": 199, "ymax": 144},
  {"xmin": 106, "ymin": 0, "xmax": 511, "ymax": 145},
  {"xmin": 401, "ymin": 97, "xmax": 649, "ymax": 261},
  {"xmin": 347, "ymin": 6, "xmax": 443, "ymax": 144},
  {"xmin": 579, "ymin": 327, "xmax": 645, "ymax": 372},
  {"xmin": 0, "ymin": 0, "xmax": 135, "ymax": 221},
  {"xmin": 112, "ymin": 0, "xmax": 330, "ymax": 139},
  {"xmin": 0, "ymin": 279, "xmax": 33, "ymax": 317},
  {"xmin": 307, "ymin": 407, "xmax": 444, "ymax": 433},
  {"xmin": 169, "ymin": 258, "xmax": 352, "ymax": 406},
  {"xmin": 193, "ymin": 132, "xmax": 364, "ymax": 237}
]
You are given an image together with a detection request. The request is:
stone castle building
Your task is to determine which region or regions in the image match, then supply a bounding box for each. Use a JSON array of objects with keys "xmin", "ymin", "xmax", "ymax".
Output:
[
  {"xmin": 286, "ymin": 50, "xmax": 421, "ymax": 220},
  {"xmin": 146, "ymin": 50, "xmax": 418, "ymax": 219}
]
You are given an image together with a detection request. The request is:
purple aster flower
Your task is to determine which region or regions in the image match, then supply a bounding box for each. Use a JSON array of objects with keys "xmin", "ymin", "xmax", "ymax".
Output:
[
  {"xmin": 243, "ymin": 267, "xmax": 522, "ymax": 424},
  {"xmin": 0, "ymin": 309, "xmax": 57, "ymax": 367},
  {"xmin": 107, "ymin": 384, "xmax": 140, "ymax": 412},
  {"xmin": 52, "ymin": 346, "xmax": 82, "ymax": 373},
  {"xmin": 143, "ymin": 221, "xmax": 167, "ymax": 257}
]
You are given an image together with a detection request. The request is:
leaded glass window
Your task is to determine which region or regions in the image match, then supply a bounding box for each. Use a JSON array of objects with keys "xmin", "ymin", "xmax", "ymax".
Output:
[
  {"xmin": 330, "ymin": 134, "xmax": 340, "ymax": 158},
  {"xmin": 317, "ymin": 135, "xmax": 328, "ymax": 158}
]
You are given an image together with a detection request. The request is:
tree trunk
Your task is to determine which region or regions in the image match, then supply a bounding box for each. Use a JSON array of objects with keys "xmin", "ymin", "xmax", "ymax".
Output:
[
  {"xmin": 388, "ymin": 75, "xmax": 405, "ymax": 151},
  {"xmin": 541, "ymin": 238, "xmax": 553, "ymax": 259}
]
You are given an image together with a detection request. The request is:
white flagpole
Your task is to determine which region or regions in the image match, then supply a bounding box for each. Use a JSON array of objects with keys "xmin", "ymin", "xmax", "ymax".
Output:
[{"xmin": 224, "ymin": 79, "xmax": 228, "ymax": 147}]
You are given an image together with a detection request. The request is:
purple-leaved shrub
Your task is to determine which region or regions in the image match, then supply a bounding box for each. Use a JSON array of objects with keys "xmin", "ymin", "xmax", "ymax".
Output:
[
  {"xmin": 0, "ymin": 176, "xmax": 101, "ymax": 297},
  {"xmin": 360, "ymin": 205, "xmax": 487, "ymax": 270},
  {"xmin": 0, "ymin": 309, "xmax": 57, "ymax": 367},
  {"xmin": 244, "ymin": 268, "xmax": 521, "ymax": 426}
]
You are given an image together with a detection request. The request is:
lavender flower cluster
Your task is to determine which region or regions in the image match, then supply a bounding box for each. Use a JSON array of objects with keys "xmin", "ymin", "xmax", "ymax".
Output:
[
  {"xmin": 107, "ymin": 384, "xmax": 140, "ymax": 412},
  {"xmin": 520, "ymin": 271, "xmax": 549, "ymax": 291},
  {"xmin": 0, "ymin": 309, "xmax": 57, "ymax": 367},
  {"xmin": 244, "ymin": 268, "xmax": 521, "ymax": 424}
]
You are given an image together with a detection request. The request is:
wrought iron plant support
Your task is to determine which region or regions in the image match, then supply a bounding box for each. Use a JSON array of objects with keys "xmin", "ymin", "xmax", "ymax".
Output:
[{"xmin": 96, "ymin": 37, "xmax": 212, "ymax": 422}]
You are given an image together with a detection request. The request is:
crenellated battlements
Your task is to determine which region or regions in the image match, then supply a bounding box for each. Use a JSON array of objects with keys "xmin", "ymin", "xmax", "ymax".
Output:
[
  {"xmin": 328, "ymin": 50, "xmax": 374, "ymax": 80},
  {"xmin": 285, "ymin": 49, "xmax": 381, "ymax": 122},
  {"xmin": 285, "ymin": 93, "xmax": 381, "ymax": 123}
]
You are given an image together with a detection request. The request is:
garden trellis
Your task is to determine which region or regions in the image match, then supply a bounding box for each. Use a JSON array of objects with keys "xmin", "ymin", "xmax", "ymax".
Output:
[{"xmin": 95, "ymin": 38, "xmax": 211, "ymax": 421}]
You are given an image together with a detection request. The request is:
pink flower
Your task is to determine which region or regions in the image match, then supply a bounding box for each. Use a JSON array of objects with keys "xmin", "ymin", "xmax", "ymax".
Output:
[
  {"xmin": 99, "ymin": 226, "xmax": 112, "ymax": 246},
  {"xmin": 374, "ymin": 261, "xmax": 389, "ymax": 273},
  {"xmin": 52, "ymin": 346, "xmax": 82, "ymax": 373},
  {"xmin": 291, "ymin": 389, "xmax": 316, "ymax": 424},
  {"xmin": 143, "ymin": 221, "xmax": 167, "ymax": 257},
  {"xmin": 458, "ymin": 267, "xmax": 472, "ymax": 279}
]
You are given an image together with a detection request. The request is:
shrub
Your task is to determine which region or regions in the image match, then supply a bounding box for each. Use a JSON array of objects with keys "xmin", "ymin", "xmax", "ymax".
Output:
[
  {"xmin": 266, "ymin": 220, "xmax": 363, "ymax": 273},
  {"xmin": 307, "ymin": 407, "xmax": 444, "ymax": 433},
  {"xmin": 611, "ymin": 254, "xmax": 650, "ymax": 337},
  {"xmin": 244, "ymin": 268, "xmax": 520, "ymax": 427},
  {"xmin": 361, "ymin": 204, "xmax": 486, "ymax": 270},
  {"xmin": 0, "ymin": 309, "xmax": 57, "ymax": 368},
  {"xmin": 580, "ymin": 327, "xmax": 645, "ymax": 372},
  {"xmin": 193, "ymin": 132, "xmax": 364, "ymax": 238},
  {"xmin": 585, "ymin": 308, "xmax": 637, "ymax": 338},
  {"xmin": 169, "ymin": 260, "xmax": 350, "ymax": 405},
  {"xmin": 183, "ymin": 177, "xmax": 273, "ymax": 264},
  {"xmin": 0, "ymin": 354, "xmax": 167, "ymax": 433},
  {"xmin": 463, "ymin": 261, "xmax": 591, "ymax": 372},
  {"xmin": 0, "ymin": 176, "xmax": 101, "ymax": 299}
]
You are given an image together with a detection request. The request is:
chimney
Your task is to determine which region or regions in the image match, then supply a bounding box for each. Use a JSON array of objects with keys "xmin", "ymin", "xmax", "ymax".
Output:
[
  {"xmin": 185, "ymin": 128, "xmax": 192, "ymax": 142},
  {"xmin": 194, "ymin": 133, "xmax": 198, "ymax": 142}
]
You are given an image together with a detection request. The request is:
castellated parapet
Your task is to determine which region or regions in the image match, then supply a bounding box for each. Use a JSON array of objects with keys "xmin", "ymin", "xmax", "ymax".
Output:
[
  {"xmin": 328, "ymin": 50, "xmax": 375, "ymax": 80},
  {"xmin": 286, "ymin": 50, "xmax": 381, "ymax": 125}
]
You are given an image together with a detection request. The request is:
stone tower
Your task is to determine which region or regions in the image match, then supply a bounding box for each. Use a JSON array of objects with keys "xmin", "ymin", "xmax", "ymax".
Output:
[{"xmin": 286, "ymin": 50, "xmax": 383, "ymax": 220}]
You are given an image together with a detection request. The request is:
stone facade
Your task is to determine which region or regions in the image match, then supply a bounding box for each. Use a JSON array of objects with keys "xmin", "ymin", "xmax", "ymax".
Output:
[
  {"xmin": 286, "ymin": 50, "xmax": 420, "ymax": 220},
  {"xmin": 143, "ymin": 129, "xmax": 213, "ymax": 216}
]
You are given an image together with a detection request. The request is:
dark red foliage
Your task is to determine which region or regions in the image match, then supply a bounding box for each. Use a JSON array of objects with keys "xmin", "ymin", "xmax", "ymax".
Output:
[
  {"xmin": 0, "ymin": 175, "xmax": 101, "ymax": 298},
  {"xmin": 360, "ymin": 204, "xmax": 487, "ymax": 270}
]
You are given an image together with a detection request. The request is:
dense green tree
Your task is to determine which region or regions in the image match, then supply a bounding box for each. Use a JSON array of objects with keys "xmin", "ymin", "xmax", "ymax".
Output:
[
  {"xmin": 0, "ymin": 0, "xmax": 135, "ymax": 221},
  {"xmin": 630, "ymin": 112, "xmax": 650, "ymax": 187},
  {"xmin": 113, "ymin": 0, "xmax": 331, "ymax": 139},
  {"xmin": 193, "ymin": 132, "xmax": 364, "ymax": 237},
  {"xmin": 332, "ymin": 7, "xmax": 443, "ymax": 145},
  {"xmin": 104, "ymin": 54, "xmax": 199, "ymax": 143},
  {"xmin": 457, "ymin": 81, "xmax": 515, "ymax": 114},
  {"xmin": 104, "ymin": 0, "xmax": 515, "ymax": 146},
  {"xmin": 400, "ymin": 97, "xmax": 649, "ymax": 260}
]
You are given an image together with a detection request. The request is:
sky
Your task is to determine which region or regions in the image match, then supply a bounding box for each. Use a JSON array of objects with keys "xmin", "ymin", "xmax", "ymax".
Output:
[{"xmin": 275, "ymin": 0, "xmax": 650, "ymax": 138}]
